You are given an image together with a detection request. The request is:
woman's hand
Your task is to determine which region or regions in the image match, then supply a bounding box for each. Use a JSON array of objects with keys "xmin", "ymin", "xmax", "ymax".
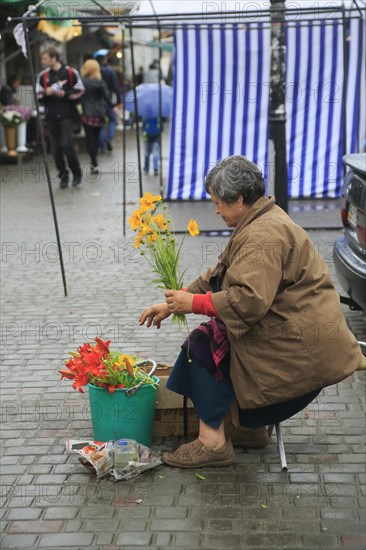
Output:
[
  {"xmin": 165, "ymin": 290, "xmax": 194, "ymax": 314},
  {"xmin": 139, "ymin": 302, "xmax": 171, "ymax": 329}
]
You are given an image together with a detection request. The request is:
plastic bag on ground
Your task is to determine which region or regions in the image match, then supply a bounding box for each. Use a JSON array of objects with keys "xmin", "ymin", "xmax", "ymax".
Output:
[{"xmin": 66, "ymin": 439, "xmax": 162, "ymax": 480}]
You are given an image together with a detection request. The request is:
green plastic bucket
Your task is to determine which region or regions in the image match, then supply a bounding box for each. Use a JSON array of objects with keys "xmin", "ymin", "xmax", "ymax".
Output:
[{"xmin": 88, "ymin": 376, "xmax": 159, "ymax": 447}]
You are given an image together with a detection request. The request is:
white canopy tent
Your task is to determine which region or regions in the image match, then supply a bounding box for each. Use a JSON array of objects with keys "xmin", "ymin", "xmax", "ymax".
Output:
[{"xmin": 136, "ymin": 1, "xmax": 360, "ymax": 21}]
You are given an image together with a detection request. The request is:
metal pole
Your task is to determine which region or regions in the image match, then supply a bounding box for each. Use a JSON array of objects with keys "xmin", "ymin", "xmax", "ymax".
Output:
[
  {"xmin": 121, "ymin": 25, "xmax": 127, "ymax": 237},
  {"xmin": 21, "ymin": 12, "xmax": 68, "ymax": 296},
  {"xmin": 149, "ymin": 0, "xmax": 164, "ymax": 195},
  {"xmin": 276, "ymin": 423, "xmax": 288, "ymax": 471},
  {"xmin": 0, "ymin": 31, "xmax": 6, "ymax": 95},
  {"xmin": 341, "ymin": 6, "xmax": 349, "ymax": 178},
  {"xmin": 158, "ymin": 25, "xmax": 164, "ymax": 196},
  {"xmin": 128, "ymin": 25, "xmax": 143, "ymax": 199},
  {"xmin": 269, "ymin": 0, "xmax": 288, "ymax": 213}
]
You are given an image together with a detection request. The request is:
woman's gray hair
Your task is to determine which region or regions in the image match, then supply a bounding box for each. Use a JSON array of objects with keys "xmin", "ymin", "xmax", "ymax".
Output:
[{"xmin": 205, "ymin": 155, "xmax": 265, "ymax": 205}]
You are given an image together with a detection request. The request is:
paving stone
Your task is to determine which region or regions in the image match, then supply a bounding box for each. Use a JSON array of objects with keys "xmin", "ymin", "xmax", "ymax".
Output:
[
  {"xmin": 327, "ymin": 444, "xmax": 350, "ymax": 453},
  {"xmin": 154, "ymin": 532, "xmax": 173, "ymax": 546},
  {"xmin": 323, "ymin": 473, "xmax": 357, "ymax": 484},
  {"xmin": 1, "ymin": 535, "xmax": 38, "ymax": 548},
  {"xmin": 175, "ymin": 532, "xmax": 202, "ymax": 547},
  {"xmin": 140, "ymin": 493, "xmax": 175, "ymax": 505},
  {"xmin": 6, "ymin": 507, "xmax": 43, "ymax": 520},
  {"xmin": 154, "ymin": 506, "xmax": 188, "ymax": 519},
  {"xmin": 243, "ymin": 533, "xmax": 300, "ymax": 547},
  {"xmin": 280, "ymin": 506, "xmax": 320, "ymax": 520},
  {"xmin": 3, "ymin": 439, "xmax": 26, "ymax": 447},
  {"xmin": 338, "ymin": 454, "xmax": 366, "ymax": 463},
  {"xmin": 4, "ymin": 446, "xmax": 49, "ymax": 456},
  {"xmin": 33, "ymin": 493, "xmax": 86, "ymax": 507},
  {"xmin": 84, "ymin": 519, "xmax": 120, "ymax": 531},
  {"xmin": 301, "ymin": 534, "xmax": 340, "ymax": 548},
  {"xmin": 95, "ymin": 532, "xmax": 114, "ymax": 546},
  {"xmin": 358, "ymin": 497, "xmax": 366, "ymax": 508},
  {"xmin": 5, "ymin": 496, "xmax": 35, "ymax": 508},
  {"xmin": 116, "ymin": 506, "xmax": 152, "ymax": 519},
  {"xmin": 289, "ymin": 473, "xmax": 320, "ymax": 483},
  {"xmin": 320, "ymin": 463, "xmax": 365, "ymax": 473},
  {"xmin": 0, "ymin": 457, "xmax": 24, "ymax": 466},
  {"xmin": 64, "ymin": 520, "xmax": 83, "ymax": 532},
  {"xmin": 150, "ymin": 518, "xmax": 203, "ymax": 531},
  {"xmin": 38, "ymin": 533, "xmax": 94, "ymax": 547},
  {"xmin": 204, "ymin": 532, "xmax": 242, "ymax": 548},
  {"xmin": 43, "ymin": 507, "xmax": 79, "ymax": 520},
  {"xmin": 115, "ymin": 532, "xmax": 152, "ymax": 546},
  {"xmin": 7, "ymin": 519, "xmax": 63, "ymax": 533},
  {"xmin": 206, "ymin": 518, "xmax": 233, "ymax": 531},
  {"xmin": 269, "ymin": 464, "xmax": 315, "ymax": 473},
  {"xmin": 37, "ymin": 455, "xmax": 68, "ymax": 464},
  {"xmin": 321, "ymin": 509, "xmax": 359, "ymax": 520},
  {"xmin": 351, "ymin": 444, "xmax": 366, "ymax": 453},
  {"xmin": 80, "ymin": 506, "xmax": 115, "ymax": 519},
  {"xmin": 340, "ymin": 534, "xmax": 366, "ymax": 550},
  {"xmin": 193, "ymin": 506, "xmax": 243, "ymax": 519},
  {"xmin": 0, "ymin": 476, "xmax": 17, "ymax": 486},
  {"xmin": 295, "ymin": 454, "xmax": 337, "ymax": 464},
  {"xmin": 321, "ymin": 520, "xmax": 366, "ymax": 535}
]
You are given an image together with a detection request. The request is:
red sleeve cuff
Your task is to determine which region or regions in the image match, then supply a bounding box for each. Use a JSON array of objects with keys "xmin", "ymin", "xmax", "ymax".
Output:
[{"xmin": 192, "ymin": 292, "xmax": 219, "ymax": 318}]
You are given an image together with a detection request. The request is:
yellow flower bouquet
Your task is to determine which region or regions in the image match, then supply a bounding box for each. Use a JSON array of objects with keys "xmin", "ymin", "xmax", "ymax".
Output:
[{"xmin": 129, "ymin": 192, "xmax": 199, "ymax": 328}]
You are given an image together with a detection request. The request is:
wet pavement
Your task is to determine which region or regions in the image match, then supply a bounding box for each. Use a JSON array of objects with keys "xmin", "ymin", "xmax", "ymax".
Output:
[{"xmin": 1, "ymin": 130, "xmax": 365, "ymax": 549}]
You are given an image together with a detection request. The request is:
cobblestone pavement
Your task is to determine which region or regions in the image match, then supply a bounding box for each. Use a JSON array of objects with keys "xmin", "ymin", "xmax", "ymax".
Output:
[{"xmin": 1, "ymin": 134, "xmax": 365, "ymax": 549}]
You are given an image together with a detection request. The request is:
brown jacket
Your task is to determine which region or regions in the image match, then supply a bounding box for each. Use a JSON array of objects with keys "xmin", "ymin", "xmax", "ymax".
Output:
[{"xmin": 186, "ymin": 196, "xmax": 362, "ymax": 409}]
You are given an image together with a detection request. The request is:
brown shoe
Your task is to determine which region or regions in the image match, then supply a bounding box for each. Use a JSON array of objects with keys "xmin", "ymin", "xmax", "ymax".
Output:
[
  {"xmin": 225, "ymin": 425, "xmax": 271, "ymax": 449},
  {"xmin": 162, "ymin": 438, "xmax": 236, "ymax": 468}
]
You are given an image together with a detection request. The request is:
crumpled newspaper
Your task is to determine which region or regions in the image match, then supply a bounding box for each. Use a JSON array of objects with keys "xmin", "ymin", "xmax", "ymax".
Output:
[{"xmin": 66, "ymin": 439, "xmax": 162, "ymax": 481}]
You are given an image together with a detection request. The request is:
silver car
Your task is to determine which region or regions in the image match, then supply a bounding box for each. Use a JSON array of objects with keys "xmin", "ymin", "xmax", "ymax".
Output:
[{"xmin": 333, "ymin": 153, "xmax": 366, "ymax": 312}]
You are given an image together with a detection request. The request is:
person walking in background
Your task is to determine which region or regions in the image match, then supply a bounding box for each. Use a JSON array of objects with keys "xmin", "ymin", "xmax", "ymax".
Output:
[
  {"xmin": 144, "ymin": 60, "xmax": 160, "ymax": 83},
  {"xmin": 143, "ymin": 117, "xmax": 162, "ymax": 176},
  {"xmin": 93, "ymin": 50, "xmax": 121, "ymax": 152},
  {"xmin": 1, "ymin": 74, "xmax": 21, "ymax": 106},
  {"xmin": 134, "ymin": 65, "xmax": 144, "ymax": 86},
  {"xmin": 36, "ymin": 47, "xmax": 84, "ymax": 188},
  {"xmin": 80, "ymin": 59, "xmax": 115, "ymax": 174}
]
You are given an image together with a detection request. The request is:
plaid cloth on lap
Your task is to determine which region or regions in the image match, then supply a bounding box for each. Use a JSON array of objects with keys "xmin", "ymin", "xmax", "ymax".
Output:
[{"xmin": 182, "ymin": 318, "xmax": 230, "ymax": 381}]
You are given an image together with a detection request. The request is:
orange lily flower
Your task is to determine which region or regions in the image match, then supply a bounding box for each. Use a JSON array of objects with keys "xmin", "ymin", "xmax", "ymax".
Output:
[{"xmin": 125, "ymin": 358, "xmax": 135, "ymax": 377}]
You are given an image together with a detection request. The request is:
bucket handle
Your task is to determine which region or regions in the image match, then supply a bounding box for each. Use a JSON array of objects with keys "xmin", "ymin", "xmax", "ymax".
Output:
[{"xmin": 125, "ymin": 359, "xmax": 157, "ymax": 397}]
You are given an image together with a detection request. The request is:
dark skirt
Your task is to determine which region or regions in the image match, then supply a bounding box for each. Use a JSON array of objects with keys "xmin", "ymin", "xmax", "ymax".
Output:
[{"xmin": 166, "ymin": 350, "xmax": 321, "ymax": 429}]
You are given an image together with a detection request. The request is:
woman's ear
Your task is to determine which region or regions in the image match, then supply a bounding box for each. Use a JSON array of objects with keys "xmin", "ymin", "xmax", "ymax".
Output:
[{"xmin": 237, "ymin": 195, "xmax": 245, "ymax": 207}]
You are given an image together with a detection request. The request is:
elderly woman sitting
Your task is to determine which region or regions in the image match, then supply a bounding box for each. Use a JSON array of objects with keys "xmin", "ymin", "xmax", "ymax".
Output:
[{"xmin": 140, "ymin": 155, "xmax": 363, "ymax": 468}]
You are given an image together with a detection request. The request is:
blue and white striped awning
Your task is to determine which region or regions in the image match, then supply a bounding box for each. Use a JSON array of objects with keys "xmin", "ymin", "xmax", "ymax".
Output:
[
  {"xmin": 167, "ymin": 24, "xmax": 270, "ymax": 200},
  {"xmin": 286, "ymin": 17, "xmax": 365, "ymax": 198},
  {"xmin": 167, "ymin": 17, "xmax": 365, "ymax": 199}
]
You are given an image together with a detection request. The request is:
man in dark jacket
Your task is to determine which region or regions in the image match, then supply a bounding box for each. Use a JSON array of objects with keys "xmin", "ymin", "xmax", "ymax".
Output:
[{"xmin": 36, "ymin": 47, "xmax": 85, "ymax": 188}]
